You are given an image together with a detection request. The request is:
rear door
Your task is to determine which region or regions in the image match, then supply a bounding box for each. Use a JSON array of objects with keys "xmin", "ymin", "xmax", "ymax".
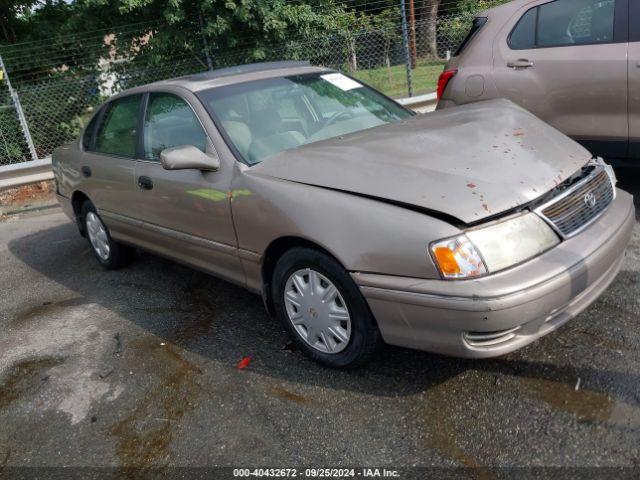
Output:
[
  {"xmin": 629, "ymin": 0, "xmax": 640, "ymax": 158},
  {"xmin": 82, "ymin": 94, "xmax": 142, "ymax": 239},
  {"xmin": 133, "ymin": 91, "xmax": 243, "ymax": 285},
  {"xmin": 493, "ymin": 0, "xmax": 629, "ymax": 158}
]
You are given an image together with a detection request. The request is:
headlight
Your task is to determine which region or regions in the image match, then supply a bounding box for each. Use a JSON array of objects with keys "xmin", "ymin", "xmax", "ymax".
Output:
[
  {"xmin": 592, "ymin": 157, "xmax": 617, "ymax": 190},
  {"xmin": 430, "ymin": 213, "xmax": 559, "ymax": 279}
]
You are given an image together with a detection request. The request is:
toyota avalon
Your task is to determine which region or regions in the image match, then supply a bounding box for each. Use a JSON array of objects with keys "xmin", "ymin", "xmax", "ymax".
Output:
[{"xmin": 52, "ymin": 61, "xmax": 635, "ymax": 367}]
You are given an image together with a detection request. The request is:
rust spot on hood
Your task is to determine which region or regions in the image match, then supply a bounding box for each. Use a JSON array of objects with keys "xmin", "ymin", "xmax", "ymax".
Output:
[
  {"xmin": 513, "ymin": 128, "xmax": 525, "ymax": 137},
  {"xmin": 466, "ymin": 183, "xmax": 476, "ymax": 189}
]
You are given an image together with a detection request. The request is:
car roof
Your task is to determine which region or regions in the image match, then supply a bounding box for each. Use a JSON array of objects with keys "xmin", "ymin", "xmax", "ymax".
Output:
[
  {"xmin": 114, "ymin": 61, "xmax": 330, "ymax": 98},
  {"xmin": 481, "ymin": 0, "xmax": 537, "ymax": 16}
]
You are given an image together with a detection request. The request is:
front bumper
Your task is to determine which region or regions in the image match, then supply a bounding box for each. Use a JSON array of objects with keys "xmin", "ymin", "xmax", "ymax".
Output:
[{"xmin": 353, "ymin": 189, "xmax": 635, "ymax": 358}]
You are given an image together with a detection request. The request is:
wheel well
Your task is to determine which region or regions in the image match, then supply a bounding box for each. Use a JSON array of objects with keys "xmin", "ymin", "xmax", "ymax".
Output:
[
  {"xmin": 260, "ymin": 236, "xmax": 339, "ymax": 316},
  {"xmin": 71, "ymin": 191, "xmax": 90, "ymax": 236}
]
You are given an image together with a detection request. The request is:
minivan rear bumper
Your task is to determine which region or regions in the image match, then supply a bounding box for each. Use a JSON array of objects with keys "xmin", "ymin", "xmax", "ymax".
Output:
[{"xmin": 353, "ymin": 189, "xmax": 635, "ymax": 358}]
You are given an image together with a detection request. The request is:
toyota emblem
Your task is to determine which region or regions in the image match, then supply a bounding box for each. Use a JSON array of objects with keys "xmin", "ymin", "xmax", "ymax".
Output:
[{"xmin": 584, "ymin": 192, "xmax": 597, "ymax": 208}]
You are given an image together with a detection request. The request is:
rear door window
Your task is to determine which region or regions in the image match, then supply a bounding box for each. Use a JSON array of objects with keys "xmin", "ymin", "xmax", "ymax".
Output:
[
  {"xmin": 95, "ymin": 95, "xmax": 142, "ymax": 158},
  {"xmin": 538, "ymin": 0, "xmax": 615, "ymax": 46},
  {"xmin": 631, "ymin": 0, "xmax": 640, "ymax": 42},
  {"xmin": 510, "ymin": 0, "xmax": 620, "ymax": 49},
  {"xmin": 509, "ymin": 8, "xmax": 537, "ymax": 49}
]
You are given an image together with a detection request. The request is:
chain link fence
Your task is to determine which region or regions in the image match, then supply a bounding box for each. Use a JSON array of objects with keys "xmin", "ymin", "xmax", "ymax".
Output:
[
  {"xmin": 0, "ymin": 89, "xmax": 31, "ymax": 165},
  {"xmin": 0, "ymin": 9, "xmax": 480, "ymax": 167}
]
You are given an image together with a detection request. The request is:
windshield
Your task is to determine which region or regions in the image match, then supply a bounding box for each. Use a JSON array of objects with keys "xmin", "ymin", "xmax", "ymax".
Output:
[{"xmin": 197, "ymin": 72, "xmax": 412, "ymax": 164}]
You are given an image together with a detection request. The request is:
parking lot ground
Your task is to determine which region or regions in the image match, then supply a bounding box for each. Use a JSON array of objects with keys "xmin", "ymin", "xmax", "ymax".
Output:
[{"xmin": 0, "ymin": 171, "xmax": 639, "ymax": 472}]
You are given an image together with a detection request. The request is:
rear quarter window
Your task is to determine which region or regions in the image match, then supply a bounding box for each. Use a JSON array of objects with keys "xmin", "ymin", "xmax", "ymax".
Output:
[{"xmin": 82, "ymin": 110, "xmax": 101, "ymax": 150}]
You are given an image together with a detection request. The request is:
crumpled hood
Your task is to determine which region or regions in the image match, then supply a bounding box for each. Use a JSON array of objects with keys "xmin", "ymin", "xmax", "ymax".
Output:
[{"xmin": 251, "ymin": 99, "xmax": 591, "ymax": 224}]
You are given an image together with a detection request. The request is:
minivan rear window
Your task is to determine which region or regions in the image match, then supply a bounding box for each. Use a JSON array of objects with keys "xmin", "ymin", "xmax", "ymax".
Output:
[{"xmin": 454, "ymin": 17, "xmax": 488, "ymax": 56}]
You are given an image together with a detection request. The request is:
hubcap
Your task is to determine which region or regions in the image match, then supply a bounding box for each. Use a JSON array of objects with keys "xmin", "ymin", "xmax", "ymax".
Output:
[
  {"xmin": 283, "ymin": 268, "xmax": 351, "ymax": 354},
  {"xmin": 86, "ymin": 211, "xmax": 110, "ymax": 261}
]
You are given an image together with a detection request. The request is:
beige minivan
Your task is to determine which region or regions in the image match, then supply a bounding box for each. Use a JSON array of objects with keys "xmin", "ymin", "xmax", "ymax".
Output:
[
  {"xmin": 53, "ymin": 62, "xmax": 634, "ymax": 368},
  {"xmin": 437, "ymin": 0, "xmax": 639, "ymax": 160}
]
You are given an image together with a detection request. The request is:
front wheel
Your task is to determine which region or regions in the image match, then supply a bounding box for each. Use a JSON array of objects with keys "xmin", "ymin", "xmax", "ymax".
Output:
[
  {"xmin": 81, "ymin": 201, "xmax": 135, "ymax": 269},
  {"xmin": 272, "ymin": 247, "xmax": 381, "ymax": 368}
]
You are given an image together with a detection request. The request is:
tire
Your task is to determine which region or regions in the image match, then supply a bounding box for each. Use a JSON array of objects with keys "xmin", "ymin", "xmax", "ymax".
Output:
[
  {"xmin": 80, "ymin": 201, "xmax": 135, "ymax": 270},
  {"xmin": 272, "ymin": 247, "xmax": 381, "ymax": 368}
]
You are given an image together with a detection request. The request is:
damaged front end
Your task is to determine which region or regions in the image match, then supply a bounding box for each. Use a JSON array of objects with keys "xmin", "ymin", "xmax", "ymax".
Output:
[{"xmin": 428, "ymin": 159, "xmax": 618, "ymax": 280}]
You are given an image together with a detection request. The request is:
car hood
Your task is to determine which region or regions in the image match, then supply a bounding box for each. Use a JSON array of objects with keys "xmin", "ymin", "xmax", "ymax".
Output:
[{"xmin": 250, "ymin": 99, "xmax": 591, "ymax": 224}]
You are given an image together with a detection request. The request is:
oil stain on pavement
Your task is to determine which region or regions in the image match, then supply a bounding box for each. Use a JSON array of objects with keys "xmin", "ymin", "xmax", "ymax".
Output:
[
  {"xmin": 110, "ymin": 339, "xmax": 202, "ymax": 473},
  {"xmin": 0, "ymin": 357, "xmax": 65, "ymax": 410},
  {"xmin": 521, "ymin": 377, "xmax": 640, "ymax": 429}
]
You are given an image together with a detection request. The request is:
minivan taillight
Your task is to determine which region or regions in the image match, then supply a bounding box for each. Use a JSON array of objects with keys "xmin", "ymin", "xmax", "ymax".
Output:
[{"xmin": 437, "ymin": 69, "xmax": 457, "ymax": 101}]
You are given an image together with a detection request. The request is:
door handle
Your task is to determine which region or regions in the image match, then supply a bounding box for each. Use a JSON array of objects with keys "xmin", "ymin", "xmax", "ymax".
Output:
[
  {"xmin": 138, "ymin": 176, "xmax": 153, "ymax": 190},
  {"xmin": 81, "ymin": 166, "xmax": 91, "ymax": 178},
  {"xmin": 507, "ymin": 59, "xmax": 534, "ymax": 69}
]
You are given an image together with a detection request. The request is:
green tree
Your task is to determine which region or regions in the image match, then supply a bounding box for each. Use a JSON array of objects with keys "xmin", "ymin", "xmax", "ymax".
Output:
[
  {"xmin": 371, "ymin": 8, "xmax": 399, "ymax": 80},
  {"xmin": 70, "ymin": 0, "xmax": 346, "ymax": 68},
  {"xmin": 0, "ymin": 0, "xmax": 38, "ymax": 43}
]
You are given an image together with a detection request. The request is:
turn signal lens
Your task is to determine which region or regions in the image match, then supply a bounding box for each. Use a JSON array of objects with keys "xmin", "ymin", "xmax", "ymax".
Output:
[
  {"xmin": 430, "ymin": 235, "xmax": 487, "ymax": 279},
  {"xmin": 433, "ymin": 247, "xmax": 461, "ymax": 276}
]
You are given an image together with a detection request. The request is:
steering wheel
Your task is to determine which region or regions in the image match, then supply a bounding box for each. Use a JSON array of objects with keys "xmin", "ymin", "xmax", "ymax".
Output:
[{"xmin": 324, "ymin": 110, "xmax": 355, "ymax": 128}]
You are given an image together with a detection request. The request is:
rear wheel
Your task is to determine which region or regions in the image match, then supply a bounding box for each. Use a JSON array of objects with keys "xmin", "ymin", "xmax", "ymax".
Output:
[
  {"xmin": 272, "ymin": 247, "xmax": 380, "ymax": 368},
  {"xmin": 81, "ymin": 201, "xmax": 135, "ymax": 269}
]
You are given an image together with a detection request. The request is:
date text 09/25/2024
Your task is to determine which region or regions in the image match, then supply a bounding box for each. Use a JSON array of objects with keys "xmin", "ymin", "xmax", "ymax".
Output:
[{"xmin": 232, "ymin": 468, "xmax": 400, "ymax": 478}]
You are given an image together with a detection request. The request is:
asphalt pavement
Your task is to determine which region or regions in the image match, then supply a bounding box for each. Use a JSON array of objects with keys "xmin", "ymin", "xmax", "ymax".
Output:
[{"xmin": 0, "ymin": 170, "xmax": 639, "ymax": 474}]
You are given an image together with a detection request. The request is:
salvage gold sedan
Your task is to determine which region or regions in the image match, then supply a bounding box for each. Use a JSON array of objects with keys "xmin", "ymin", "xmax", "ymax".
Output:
[{"xmin": 52, "ymin": 61, "xmax": 635, "ymax": 367}]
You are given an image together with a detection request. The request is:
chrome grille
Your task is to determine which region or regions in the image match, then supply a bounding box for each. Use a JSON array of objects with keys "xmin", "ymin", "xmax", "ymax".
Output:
[{"xmin": 536, "ymin": 167, "xmax": 614, "ymax": 238}]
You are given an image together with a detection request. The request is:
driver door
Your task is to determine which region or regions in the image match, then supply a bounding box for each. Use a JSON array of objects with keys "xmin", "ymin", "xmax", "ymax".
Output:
[{"xmin": 134, "ymin": 91, "xmax": 243, "ymax": 284}]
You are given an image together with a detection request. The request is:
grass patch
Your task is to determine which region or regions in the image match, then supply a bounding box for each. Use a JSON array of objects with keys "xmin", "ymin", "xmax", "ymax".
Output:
[{"xmin": 351, "ymin": 60, "xmax": 445, "ymax": 98}]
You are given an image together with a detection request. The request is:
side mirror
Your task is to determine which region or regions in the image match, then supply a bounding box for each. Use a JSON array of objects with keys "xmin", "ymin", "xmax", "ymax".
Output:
[{"xmin": 160, "ymin": 145, "xmax": 220, "ymax": 171}]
